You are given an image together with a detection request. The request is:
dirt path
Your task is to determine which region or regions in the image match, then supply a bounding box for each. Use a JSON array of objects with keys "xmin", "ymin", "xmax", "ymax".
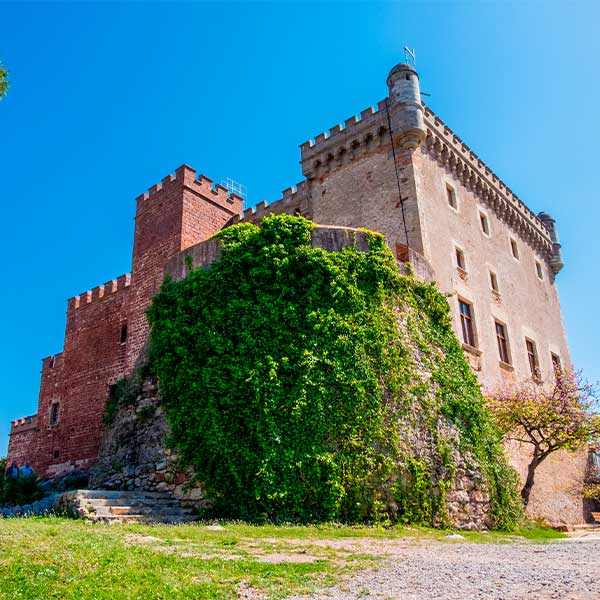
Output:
[{"xmin": 287, "ymin": 534, "xmax": 600, "ymax": 600}]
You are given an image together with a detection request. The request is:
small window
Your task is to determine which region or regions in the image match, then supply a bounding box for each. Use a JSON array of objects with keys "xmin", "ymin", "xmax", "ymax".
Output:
[
  {"xmin": 535, "ymin": 261, "xmax": 544, "ymax": 280},
  {"xmin": 490, "ymin": 271, "xmax": 499, "ymax": 293},
  {"xmin": 53, "ymin": 450, "xmax": 60, "ymax": 460},
  {"xmin": 120, "ymin": 323, "xmax": 128, "ymax": 345},
  {"xmin": 49, "ymin": 356, "xmax": 55, "ymax": 369},
  {"xmin": 455, "ymin": 247, "xmax": 466, "ymax": 271},
  {"xmin": 459, "ymin": 299, "xmax": 476, "ymax": 347},
  {"xmin": 526, "ymin": 339, "xmax": 540, "ymax": 379},
  {"xmin": 405, "ymin": 73, "xmax": 410, "ymax": 81},
  {"xmin": 551, "ymin": 353, "xmax": 562, "ymax": 374},
  {"xmin": 446, "ymin": 185, "xmax": 457, "ymax": 209},
  {"xmin": 49, "ymin": 402, "xmax": 60, "ymax": 426},
  {"xmin": 510, "ymin": 238, "xmax": 519, "ymax": 260},
  {"xmin": 495, "ymin": 321, "xmax": 510, "ymax": 364},
  {"xmin": 480, "ymin": 213, "xmax": 490, "ymax": 236}
]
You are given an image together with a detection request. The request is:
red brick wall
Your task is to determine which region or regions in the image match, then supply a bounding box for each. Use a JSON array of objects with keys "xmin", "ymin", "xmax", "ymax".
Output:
[
  {"xmin": 34, "ymin": 279, "xmax": 131, "ymax": 476},
  {"xmin": 7, "ymin": 415, "xmax": 38, "ymax": 466},
  {"xmin": 126, "ymin": 165, "xmax": 242, "ymax": 371},
  {"xmin": 7, "ymin": 165, "xmax": 243, "ymax": 477}
]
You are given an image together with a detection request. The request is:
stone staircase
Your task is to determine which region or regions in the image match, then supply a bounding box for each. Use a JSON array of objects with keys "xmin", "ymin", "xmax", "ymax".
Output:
[{"xmin": 57, "ymin": 490, "xmax": 200, "ymax": 524}]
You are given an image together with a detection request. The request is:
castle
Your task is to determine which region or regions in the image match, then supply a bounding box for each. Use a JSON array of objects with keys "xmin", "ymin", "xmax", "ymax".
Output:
[{"xmin": 7, "ymin": 61, "xmax": 573, "ymax": 516}]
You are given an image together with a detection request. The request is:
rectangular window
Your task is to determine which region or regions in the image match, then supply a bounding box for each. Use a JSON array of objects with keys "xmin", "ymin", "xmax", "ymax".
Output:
[
  {"xmin": 535, "ymin": 261, "xmax": 544, "ymax": 280},
  {"xmin": 455, "ymin": 247, "xmax": 466, "ymax": 270},
  {"xmin": 495, "ymin": 321, "xmax": 510, "ymax": 364},
  {"xmin": 459, "ymin": 299, "xmax": 476, "ymax": 347},
  {"xmin": 480, "ymin": 213, "xmax": 490, "ymax": 235},
  {"xmin": 446, "ymin": 185, "xmax": 457, "ymax": 209},
  {"xmin": 526, "ymin": 339, "xmax": 540, "ymax": 379},
  {"xmin": 551, "ymin": 353, "xmax": 562, "ymax": 373},
  {"xmin": 490, "ymin": 271, "xmax": 499, "ymax": 293},
  {"xmin": 120, "ymin": 323, "xmax": 128, "ymax": 345},
  {"xmin": 510, "ymin": 238, "xmax": 519, "ymax": 260}
]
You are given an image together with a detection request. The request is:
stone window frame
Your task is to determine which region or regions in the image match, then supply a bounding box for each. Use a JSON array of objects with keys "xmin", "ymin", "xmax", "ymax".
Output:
[
  {"xmin": 525, "ymin": 337, "xmax": 542, "ymax": 382},
  {"xmin": 120, "ymin": 322, "xmax": 128, "ymax": 345},
  {"xmin": 551, "ymin": 352, "xmax": 562, "ymax": 375},
  {"xmin": 445, "ymin": 182, "xmax": 459, "ymax": 212},
  {"xmin": 510, "ymin": 237, "xmax": 520, "ymax": 261},
  {"xmin": 455, "ymin": 246, "xmax": 467, "ymax": 271},
  {"xmin": 489, "ymin": 270, "xmax": 500, "ymax": 294},
  {"xmin": 458, "ymin": 297, "xmax": 478, "ymax": 350},
  {"xmin": 535, "ymin": 260, "xmax": 544, "ymax": 281},
  {"xmin": 479, "ymin": 209, "xmax": 491, "ymax": 237},
  {"xmin": 48, "ymin": 400, "xmax": 60, "ymax": 427},
  {"xmin": 494, "ymin": 318, "xmax": 512, "ymax": 367}
]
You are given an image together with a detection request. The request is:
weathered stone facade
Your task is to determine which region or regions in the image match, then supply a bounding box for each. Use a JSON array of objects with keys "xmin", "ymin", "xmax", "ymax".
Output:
[
  {"xmin": 7, "ymin": 60, "xmax": 579, "ymax": 525},
  {"xmin": 89, "ymin": 378, "xmax": 205, "ymax": 510}
]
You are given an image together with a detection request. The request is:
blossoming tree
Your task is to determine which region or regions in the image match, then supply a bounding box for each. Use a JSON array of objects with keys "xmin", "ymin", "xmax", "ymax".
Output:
[{"xmin": 489, "ymin": 370, "xmax": 600, "ymax": 506}]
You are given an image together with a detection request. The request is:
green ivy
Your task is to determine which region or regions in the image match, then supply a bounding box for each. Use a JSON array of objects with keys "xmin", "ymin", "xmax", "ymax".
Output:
[{"xmin": 147, "ymin": 214, "xmax": 522, "ymax": 527}]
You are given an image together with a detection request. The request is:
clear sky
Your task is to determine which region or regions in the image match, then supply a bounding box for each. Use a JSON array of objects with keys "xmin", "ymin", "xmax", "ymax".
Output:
[{"xmin": 0, "ymin": 1, "xmax": 598, "ymax": 456}]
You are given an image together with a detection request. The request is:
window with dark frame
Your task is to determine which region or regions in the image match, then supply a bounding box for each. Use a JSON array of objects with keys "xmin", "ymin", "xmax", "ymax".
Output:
[
  {"xmin": 495, "ymin": 321, "xmax": 510, "ymax": 364},
  {"xmin": 490, "ymin": 271, "xmax": 499, "ymax": 293},
  {"xmin": 446, "ymin": 185, "xmax": 457, "ymax": 209},
  {"xmin": 480, "ymin": 213, "xmax": 490, "ymax": 235},
  {"xmin": 526, "ymin": 339, "xmax": 540, "ymax": 379},
  {"xmin": 459, "ymin": 300, "xmax": 476, "ymax": 347},
  {"xmin": 49, "ymin": 402, "xmax": 60, "ymax": 426},
  {"xmin": 510, "ymin": 238, "xmax": 519, "ymax": 260},
  {"xmin": 120, "ymin": 323, "xmax": 128, "ymax": 345}
]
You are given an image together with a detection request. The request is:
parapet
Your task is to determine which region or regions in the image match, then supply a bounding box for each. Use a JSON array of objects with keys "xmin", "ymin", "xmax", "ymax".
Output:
[
  {"xmin": 10, "ymin": 414, "xmax": 38, "ymax": 435},
  {"xmin": 228, "ymin": 180, "xmax": 311, "ymax": 226},
  {"xmin": 165, "ymin": 225, "xmax": 374, "ymax": 282},
  {"xmin": 68, "ymin": 273, "xmax": 131, "ymax": 311},
  {"xmin": 135, "ymin": 165, "xmax": 244, "ymax": 215},
  {"xmin": 422, "ymin": 107, "xmax": 554, "ymax": 257},
  {"xmin": 300, "ymin": 101, "xmax": 389, "ymax": 178}
]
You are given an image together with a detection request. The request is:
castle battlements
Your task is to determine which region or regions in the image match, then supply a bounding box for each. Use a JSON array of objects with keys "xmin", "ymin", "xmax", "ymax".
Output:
[
  {"xmin": 10, "ymin": 414, "xmax": 38, "ymax": 434},
  {"xmin": 68, "ymin": 273, "xmax": 131, "ymax": 311},
  {"xmin": 136, "ymin": 165, "xmax": 243, "ymax": 214},
  {"xmin": 299, "ymin": 91, "xmax": 554, "ymax": 258},
  {"xmin": 423, "ymin": 107, "xmax": 553, "ymax": 256},
  {"xmin": 229, "ymin": 180, "xmax": 311, "ymax": 225},
  {"xmin": 300, "ymin": 100, "xmax": 390, "ymax": 178}
]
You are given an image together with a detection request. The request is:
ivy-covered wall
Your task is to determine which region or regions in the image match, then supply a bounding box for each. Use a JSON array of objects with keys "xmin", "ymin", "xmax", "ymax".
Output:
[{"xmin": 146, "ymin": 215, "xmax": 522, "ymax": 529}]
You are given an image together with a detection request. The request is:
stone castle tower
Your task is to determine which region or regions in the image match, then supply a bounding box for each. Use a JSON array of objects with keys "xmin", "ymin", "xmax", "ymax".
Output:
[{"xmin": 7, "ymin": 60, "xmax": 578, "ymax": 523}]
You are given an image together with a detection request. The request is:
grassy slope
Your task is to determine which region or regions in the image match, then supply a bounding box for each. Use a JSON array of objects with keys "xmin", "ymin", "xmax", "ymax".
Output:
[{"xmin": 0, "ymin": 518, "xmax": 564, "ymax": 600}]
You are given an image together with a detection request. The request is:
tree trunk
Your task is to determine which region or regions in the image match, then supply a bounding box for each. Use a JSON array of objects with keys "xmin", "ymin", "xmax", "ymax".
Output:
[{"xmin": 521, "ymin": 453, "xmax": 547, "ymax": 507}]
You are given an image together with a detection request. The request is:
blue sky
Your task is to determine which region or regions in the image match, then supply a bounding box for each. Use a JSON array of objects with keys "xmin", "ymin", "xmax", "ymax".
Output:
[{"xmin": 0, "ymin": 1, "xmax": 598, "ymax": 456}]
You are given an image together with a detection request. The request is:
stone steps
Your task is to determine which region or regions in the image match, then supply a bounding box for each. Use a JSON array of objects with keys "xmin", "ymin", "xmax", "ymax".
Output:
[{"xmin": 57, "ymin": 490, "xmax": 200, "ymax": 524}]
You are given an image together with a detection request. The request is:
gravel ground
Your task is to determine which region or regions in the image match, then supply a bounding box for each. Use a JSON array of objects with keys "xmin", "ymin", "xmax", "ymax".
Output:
[{"xmin": 287, "ymin": 533, "xmax": 600, "ymax": 600}]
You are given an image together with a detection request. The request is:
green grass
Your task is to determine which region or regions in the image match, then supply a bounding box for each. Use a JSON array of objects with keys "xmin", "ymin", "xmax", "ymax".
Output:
[{"xmin": 0, "ymin": 518, "xmax": 565, "ymax": 599}]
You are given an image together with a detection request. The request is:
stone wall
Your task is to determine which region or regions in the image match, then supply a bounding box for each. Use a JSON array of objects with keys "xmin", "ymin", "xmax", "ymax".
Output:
[
  {"xmin": 89, "ymin": 377, "xmax": 206, "ymax": 510},
  {"xmin": 506, "ymin": 441, "xmax": 591, "ymax": 527}
]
